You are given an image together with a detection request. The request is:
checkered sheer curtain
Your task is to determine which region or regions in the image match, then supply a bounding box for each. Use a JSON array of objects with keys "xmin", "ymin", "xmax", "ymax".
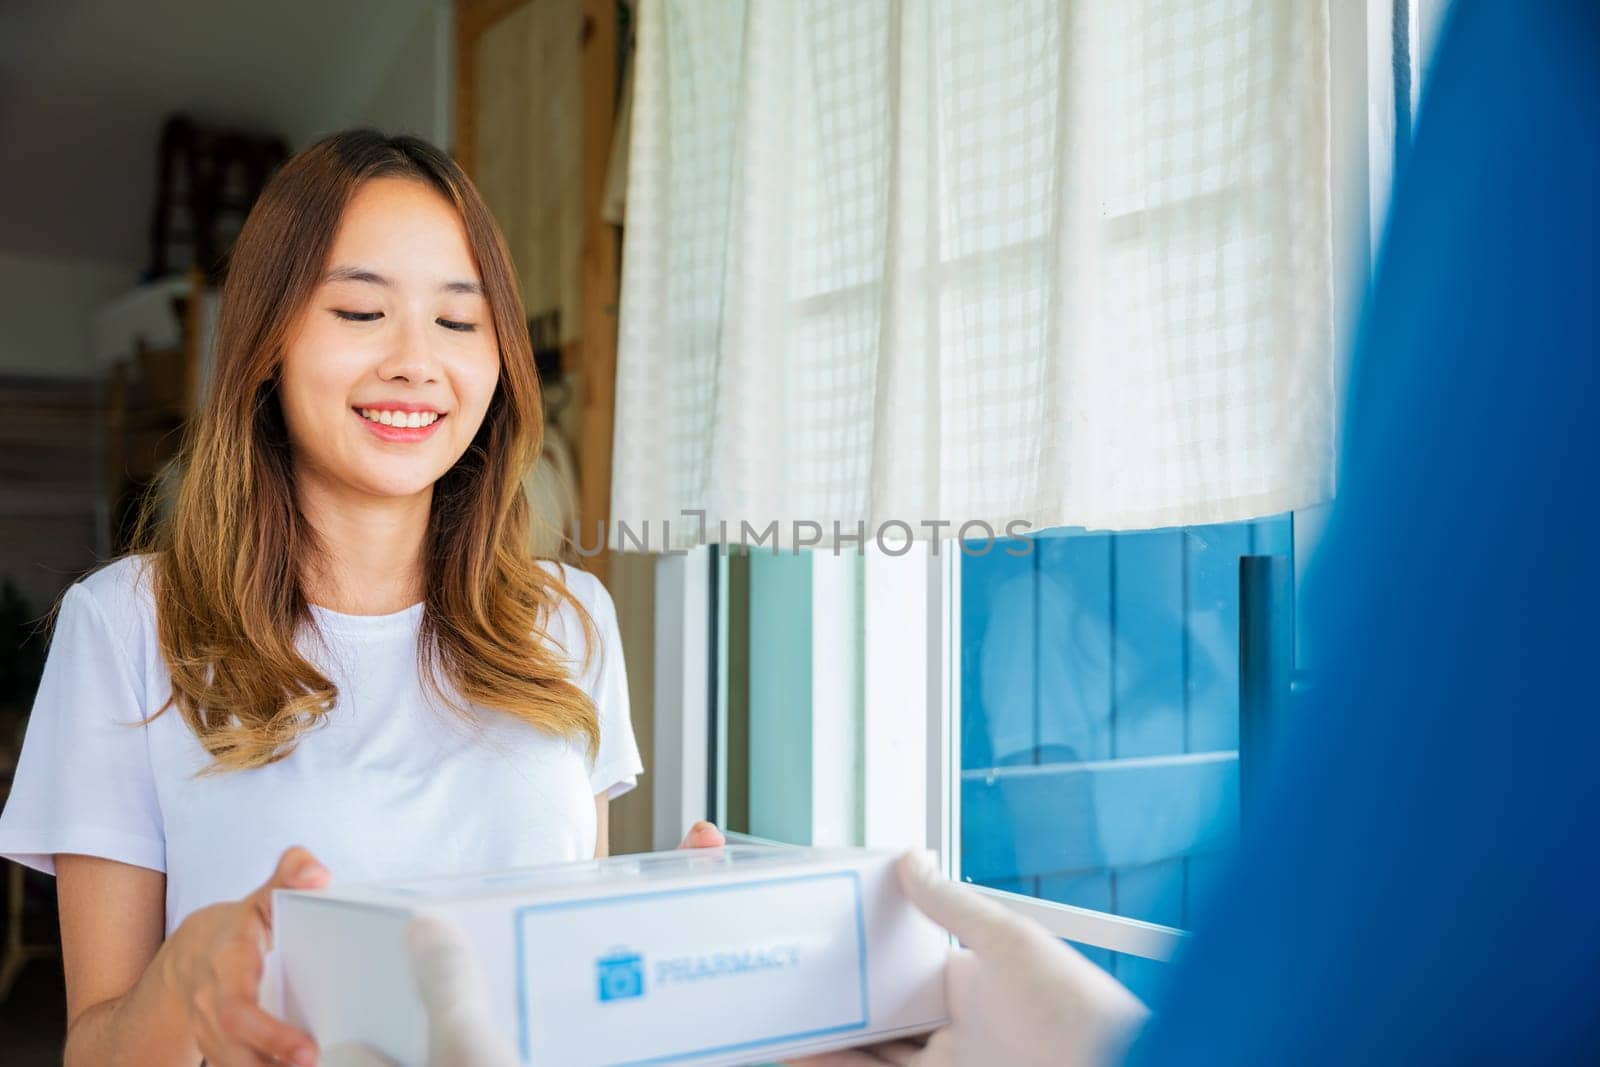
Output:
[{"xmin": 613, "ymin": 0, "xmax": 1334, "ymax": 550}]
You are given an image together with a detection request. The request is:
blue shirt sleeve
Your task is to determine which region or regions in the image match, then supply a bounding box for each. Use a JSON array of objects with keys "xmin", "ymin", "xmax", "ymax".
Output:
[{"xmin": 1127, "ymin": 2, "xmax": 1600, "ymax": 1063}]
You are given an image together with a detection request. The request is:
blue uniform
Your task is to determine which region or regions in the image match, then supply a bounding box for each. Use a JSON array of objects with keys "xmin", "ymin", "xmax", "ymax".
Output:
[{"xmin": 1129, "ymin": 2, "xmax": 1600, "ymax": 1062}]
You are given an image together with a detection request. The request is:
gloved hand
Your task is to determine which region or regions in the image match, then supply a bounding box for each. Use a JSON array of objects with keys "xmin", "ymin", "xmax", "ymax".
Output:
[
  {"xmin": 319, "ymin": 823, "xmax": 725, "ymax": 1067},
  {"xmin": 794, "ymin": 851, "xmax": 1150, "ymax": 1067},
  {"xmin": 319, "ymin": 915, "xmax": 519, "ymax": 1067}
]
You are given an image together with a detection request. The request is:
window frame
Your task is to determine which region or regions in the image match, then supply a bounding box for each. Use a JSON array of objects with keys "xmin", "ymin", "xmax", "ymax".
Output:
[
  {"xmin": 922, "ymin": 544, "xmax": 1188, "ymax": 961},
  {"xmin": 650, "ymin": 0, "xmax": 1413, "ymax": 960}
]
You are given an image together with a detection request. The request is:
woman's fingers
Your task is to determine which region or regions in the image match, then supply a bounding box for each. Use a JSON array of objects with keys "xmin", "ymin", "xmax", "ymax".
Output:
[
  {"xmin": 194, "ymin": 1001, "xmax": 289, "ymax": 1067},
  {"xmin": 212, "ymin": 927, "xmax": 266, "ymax": 994},
  {"xmin": 266, "ymin": 845, "xmax": 331, "ymax": 892},
  {"xmin": 214, "ymin": 931, "xmax": 319, "ymax": 1065},
  {"xmin": 677, "ymin": 821, "xmax": 725, "ymax": 849},
  {"xmin": 167, "ymin": 858, "xmax": 331, "ymax": 1067},
  {"xmin": 250, "ymin": 845, "xmax": 330, "ymax": 929},
  {"xmin": 212, "ymin": 994, "xmax": 320, "ymax": 1066}
]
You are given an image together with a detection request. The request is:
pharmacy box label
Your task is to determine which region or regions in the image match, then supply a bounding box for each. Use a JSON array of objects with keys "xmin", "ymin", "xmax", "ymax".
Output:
[{"xmin": 515, "ymin": 871, "xmax": 870, "ymax": 1065}]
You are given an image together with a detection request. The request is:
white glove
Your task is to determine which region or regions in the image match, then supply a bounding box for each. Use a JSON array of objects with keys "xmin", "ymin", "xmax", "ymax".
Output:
[
  {"xmin": 795, "ymin": 851, "xmax": 1150, "ymax": 1067},
  {"xmin": 320, "ymin": 915, "xmax": 519, "ymax": 1067},
  {"xmin": 320, "ymin": 826, "xmax": 724, "ymax": 1067}
]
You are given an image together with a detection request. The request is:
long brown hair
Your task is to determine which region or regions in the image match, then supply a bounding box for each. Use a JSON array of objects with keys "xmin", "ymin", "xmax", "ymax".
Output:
[{"xmin": 139, "ymin": 129, "xmax": 600, "ymax": 772}]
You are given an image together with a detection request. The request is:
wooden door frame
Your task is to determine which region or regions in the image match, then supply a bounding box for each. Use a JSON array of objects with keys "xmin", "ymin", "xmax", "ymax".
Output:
[{"xmin": 454, "ymin": 0, "xmax": 622, "ymax": 586}]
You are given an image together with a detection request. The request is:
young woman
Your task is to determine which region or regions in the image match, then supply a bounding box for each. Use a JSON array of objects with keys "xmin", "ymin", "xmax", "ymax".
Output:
[{"xmin": 0, "ymin": 130, "xmax": 721, "ymax": 1066}]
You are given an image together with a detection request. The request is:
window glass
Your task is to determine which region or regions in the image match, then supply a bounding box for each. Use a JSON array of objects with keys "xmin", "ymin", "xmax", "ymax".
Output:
[
  {"xmin": 958, "ymin": 517, "xmax": 1291, "ymax": 983},
  {"xmin": 1066, "ymin": 942, "xmax": 1171, "ymax": 1006}
]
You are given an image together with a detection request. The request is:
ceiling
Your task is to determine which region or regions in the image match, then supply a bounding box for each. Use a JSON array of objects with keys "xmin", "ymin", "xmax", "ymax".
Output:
[{"xmin": 0, "ymin": 0, "xmax": 440, "ymax": 269}]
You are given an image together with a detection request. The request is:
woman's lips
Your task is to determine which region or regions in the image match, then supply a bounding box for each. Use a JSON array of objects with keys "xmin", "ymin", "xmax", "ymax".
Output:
[{"xmin": 352, "ymin": 407, "xmax": 446, "ymax": 442}]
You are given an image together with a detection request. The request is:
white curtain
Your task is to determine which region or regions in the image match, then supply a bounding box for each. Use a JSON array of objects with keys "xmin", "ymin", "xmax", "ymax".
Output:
[{"xmin": 613, "ymin": 0, "xmax": 1334, "ymax": 551}]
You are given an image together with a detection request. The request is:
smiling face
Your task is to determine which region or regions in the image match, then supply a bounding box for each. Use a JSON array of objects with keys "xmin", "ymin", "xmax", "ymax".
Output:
[{"xmin": 277, "ymin": 176, "xmax": 501, "ymax": 506}]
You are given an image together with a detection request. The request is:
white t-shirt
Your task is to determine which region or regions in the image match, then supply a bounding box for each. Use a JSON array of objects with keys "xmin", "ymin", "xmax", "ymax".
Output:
[{"xmin": 0, "ymin": 555, "xmax": 644, "ymax": 937}]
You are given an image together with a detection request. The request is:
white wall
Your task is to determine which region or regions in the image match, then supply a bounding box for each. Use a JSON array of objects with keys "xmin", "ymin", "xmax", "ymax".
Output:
[
  {"xmin": 0, "ymin": 251, "xmax": 138, "ymax": 378},
  {"xmin": 294, "ymin": 1, "xmax": 454, "ymax": 151},
  {"xmin": 358, "ymin": 0, "xmax": 453, "ymax": 149}
]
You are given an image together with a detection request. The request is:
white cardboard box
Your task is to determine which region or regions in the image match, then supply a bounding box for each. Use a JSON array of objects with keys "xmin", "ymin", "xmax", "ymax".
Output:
[{"xmin": 274, "ymin": 845, "xmax": 949, "ymax": 1066}]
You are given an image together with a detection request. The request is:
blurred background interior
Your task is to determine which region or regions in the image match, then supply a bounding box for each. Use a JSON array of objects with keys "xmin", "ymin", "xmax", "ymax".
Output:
[
  {"xmin": 0, "ymin": 0, "xmax": 647, "ymax": 1056},
  {"xmin": 0, "ymin": 0, "xmax": 1454, "ymax": 1061}
]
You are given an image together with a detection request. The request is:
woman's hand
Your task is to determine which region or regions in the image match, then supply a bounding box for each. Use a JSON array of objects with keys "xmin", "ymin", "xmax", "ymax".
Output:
[
  {"xmin": 160, "ymin": 845, "xmax": 331, "ymax": 1067},
  {"xmin": 677, "ymin": 820, "xmax": 726, "ymax": 850}
]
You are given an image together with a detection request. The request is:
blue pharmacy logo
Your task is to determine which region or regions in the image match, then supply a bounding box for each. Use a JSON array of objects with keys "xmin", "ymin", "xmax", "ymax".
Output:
[{"xmin": 596, "ymin": 947, "xmax": 646, "ymax": 1003}]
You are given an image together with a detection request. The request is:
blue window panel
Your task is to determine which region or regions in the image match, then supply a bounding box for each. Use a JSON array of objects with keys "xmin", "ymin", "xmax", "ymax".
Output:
[
  {"xmin": 973, "ymin": 876, "xmax": 1034, "ymax": 896},
  {"xmin": 1252, "ymin": 514, "xmax": 1294, "ymax": 557},
  {"xmin": 960, "ymin": 542, "xmax": 1037, "ymax": 770},
  {"xmin": 959, "ymin": 541, "xmax": 1039, "ymax": 889},
  {"xmin": 1109, "ymin": 530, "xmax": 1186, "ymax": 760},
  {"xmin": 1115, "ymin": 861, "xmax": 1185, "ymax": 927},
  {"xmin": 1043, "ymin": 875, "xmax": 1115, "ymax": 973},
  {"xmin": 1065, "ymin": 942, "xmax": 1169, "ymax": 1006},
  {"xmin": 1033, "ymin": 534, "xmax": 1114, "ymax": 765},
  {"xmin": 959, "ymin": 517, "xmax": 1286, "ymax": 934},
  {"xmin": 1112, "ymin": 949, "xmax": 1173, "ymax": 1006},
  {"xmin": 1111, "ymin": 860, "xmax": 1185, "ymax": 997},
  {"xmin": 1183, "ymin": 523, "xmax": 1253, "ymax": 753},
  {"xmin": 961, "ymin": 753, "xmax": 1238, "ymax": 883}
]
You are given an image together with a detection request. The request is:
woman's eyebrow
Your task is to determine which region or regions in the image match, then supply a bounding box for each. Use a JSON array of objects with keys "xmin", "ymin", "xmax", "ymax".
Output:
[{"xmin": 322, "ymin": 264, "xmax": 484, "ymax": 296}]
